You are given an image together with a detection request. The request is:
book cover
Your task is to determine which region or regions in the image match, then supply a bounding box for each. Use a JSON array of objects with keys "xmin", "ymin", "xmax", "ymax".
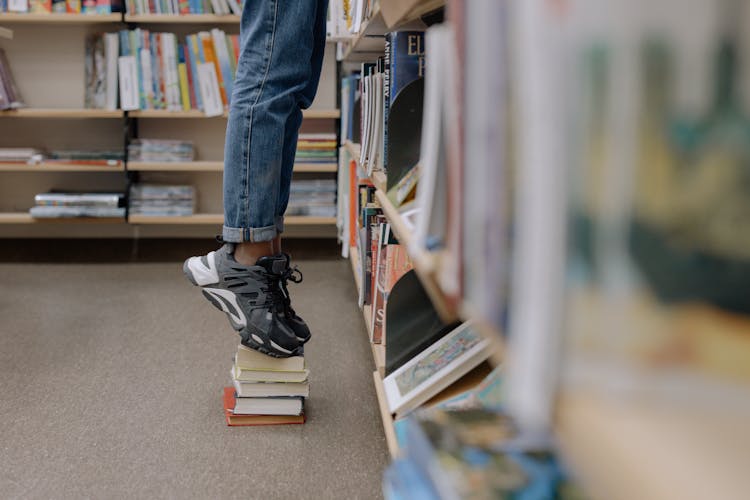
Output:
[
  {"xmin": 177, "ymin": 45, "xmax": 190, "ymax": 111},
  {"xmin": 186, "ymin": 35, "xmax": 203, "ymax": 111},
  {"xmin": 222, "ymin": 388, "xmax": 305, "ymax": 426},
  {"xmin": 28, "ymin": 0, "xmax": 51, "ymax": 12},
  {"xmin": 235, "ymin": 344, "xmax": 305, "ymax": 372},
  {"xmin": 200, "ymin": 32, "xmax": 227, "ymax": 107},
  {"xmin": 8, "ymin": 0, "xmax": 29, "ymax": 12},
  {"xmin": 118, "ymin": 55, "xmax": 140, "ymax": 111},
  {"xmin": 210, "ymin": 29, "xmax": 233, "ymax": 106},
  {"xmin": 232, "ymin": 377, "xmax": 309, "ymax": 399},
  {"xmin": 197, "ymin": 62, "xmax": 223, "ymax": 117},
  {"xmin": 65, "ymin": 0, "xmax": 80, "ymax": 12},
  {"xmin": 384, "ymin": 321, "xmax": 490, "ymax": 416},
  {"xmin": 51, "ymin": 0, "xmax": 66, "ymax": 12}
]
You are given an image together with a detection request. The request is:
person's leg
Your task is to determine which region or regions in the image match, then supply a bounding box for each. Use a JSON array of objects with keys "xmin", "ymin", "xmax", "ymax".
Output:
[
  {"xmin": 184, "ymin": 0, "xmax": 323, "ymax": 357},
  {"xmin": 275, "ymin": 0, "xmax": 329, "ymax": 228},
  {"xmin": 224, "ymin": 0, "xmax": 322, "ymax": 264}
]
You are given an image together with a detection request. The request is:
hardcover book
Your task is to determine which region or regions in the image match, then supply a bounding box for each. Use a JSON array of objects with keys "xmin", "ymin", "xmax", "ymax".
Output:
[
  {"xmin": 383, "ymin": 321, "xmax": 491, "ymax": 417},
  {"xmin": 223, "ymin": 388, "xmax": 305, "ymax": 426}
]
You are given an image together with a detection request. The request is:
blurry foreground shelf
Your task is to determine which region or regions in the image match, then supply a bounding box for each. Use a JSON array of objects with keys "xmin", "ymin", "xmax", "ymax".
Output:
[{"xmin": 0, "ymin": 162, "xmax": 124, "ymax": 172}]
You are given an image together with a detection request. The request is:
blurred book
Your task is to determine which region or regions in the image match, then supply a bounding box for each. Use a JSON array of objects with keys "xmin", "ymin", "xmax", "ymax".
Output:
[
  {"xmin": 128, "ymin": 139, "xmax": 194, "ymax": 163},
  {"xmin": 222, "ymin": 388, "xmax": 305, "ymax": 426},
  {"xmin": 0, "ymin": 48, "xmax": 24, "ymax": 110}
]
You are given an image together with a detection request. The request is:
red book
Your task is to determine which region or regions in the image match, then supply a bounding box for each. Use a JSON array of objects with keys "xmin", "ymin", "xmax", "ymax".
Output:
[
  {"xmin": 178, "ymin": 0, "xmax": 190, "ymax": 14},
  {"xmin": 183, "ymin": 44, "xmax": 197, "ymax": 111},
  {"xmin": 222, "ymin": 388, "xmax": 305, "ymax": 426}
]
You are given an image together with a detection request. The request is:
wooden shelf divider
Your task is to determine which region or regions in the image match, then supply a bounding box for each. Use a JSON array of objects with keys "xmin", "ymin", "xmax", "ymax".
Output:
[
  {"xmin": 373, "ymin": 371, "xmax": 399, "ymax": 458},
  {"xmin": 0, "ymin": 13, "xmax": 121, "ymax": 23},
  {"xmin": 0, "ymin": 108, "xmax": 123, "ymax": 118},
  {"xmin": 0, "ymin": 162, "xmax": 124, "ymax": 172}
]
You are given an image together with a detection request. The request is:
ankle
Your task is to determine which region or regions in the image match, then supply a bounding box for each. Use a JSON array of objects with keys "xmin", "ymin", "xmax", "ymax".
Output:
[{"xmin": 233, "ymin": 241, "xmax": 274, "ymax": 266}]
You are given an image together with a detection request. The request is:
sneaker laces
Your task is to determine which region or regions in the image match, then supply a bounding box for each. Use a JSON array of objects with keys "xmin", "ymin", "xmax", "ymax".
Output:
[{"xmin": 277, "ymin": 266, "xmax": 303, "ymax": 317}]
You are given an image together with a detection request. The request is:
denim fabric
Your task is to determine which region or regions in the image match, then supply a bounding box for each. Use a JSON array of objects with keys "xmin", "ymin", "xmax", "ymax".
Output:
[{"xmin": 223, "ymin": 0, "xmax": 329, "ymax": 243}]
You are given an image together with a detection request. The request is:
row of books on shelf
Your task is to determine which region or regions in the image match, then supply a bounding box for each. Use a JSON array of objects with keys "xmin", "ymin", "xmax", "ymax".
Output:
[
  {"xmin": 0, "ymin": 0, "xmax": 122, "ymax": 14},
  {"xmin": 0, "ymin": 147, "xmax": 124, "ymax": 165},
  {"xmin": 223, "ymin": 343, "xmax": 308, "ymax": 426},
  {"xmin": 85, "ymin": 28, "xmax": 239, "ymax": 114},
  {"xmin": 23, "ymin": 180, "xmax": 337, "ymax": 218},
  {"xmin": 0, "ymin": 135, "xmax": 335, "ymax": 166},
  {"xmin": 124, "ymin": 0, "xmax": 240, "ymax": 16},
  {"xmin": 340, "ymin": 29, "xmax": 424, "ymax": 189},
  {"xmin": 340, "ymin": 19, "xmax": 501, "ymax": 329}
]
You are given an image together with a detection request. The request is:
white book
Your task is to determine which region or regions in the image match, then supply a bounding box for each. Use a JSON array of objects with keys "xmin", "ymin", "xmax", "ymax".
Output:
[
  {"xmin": 359, "ymin": 75, "xmax": 370, "ymax": 166},
  {"xmin": 232, "ymin": 376, "xmax": 310, "ymax": 398},
  {"xmin": 104, "ymin": 34, "xmax": 119, "ymax": 111},
  {"xmin": 139, "ymin": 47, "xmax": 154, "ymax": 110},
  {"xmin": 231, "ymin": 397, "xmax": 303, "ymax": 416},
  {"xmin": 8, "ymin": 0, "xmax": 28, "ymax": 12},
  {"xmin": 118, "ymin": 55, "xmax": 140, "ymax": 111},
  {"xmin": 211, "ymin": 28, "xmax": 232, "ymax": 102},
  {"xmin": 383, "ymin": 322, "xmax": 491, "ymax": 417},
  {"xmin": 163, "ymin": 34, "xmax": 181, "ymax": 111},
  {"xmin": 197, "ymin": 63, "xmax": 224, "ymax": 117},
  {"xmin": 209, "ymin": 0, "xmax": 223, "ymax": 15},
  {"xmin": 368, "ymin": 73, "xmax": 383, "ymax": 175}
]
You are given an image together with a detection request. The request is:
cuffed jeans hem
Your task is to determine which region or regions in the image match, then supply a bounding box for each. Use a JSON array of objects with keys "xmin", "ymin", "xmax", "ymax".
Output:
[{"xmin": 222, "ymin": 224, "xmax": 278, "ymax": 243}]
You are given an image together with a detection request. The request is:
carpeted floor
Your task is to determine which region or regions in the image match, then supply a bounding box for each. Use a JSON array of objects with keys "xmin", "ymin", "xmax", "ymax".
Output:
[{"xmin": 0, "ymin": 258, "xmax": 388, "ymax": 499}]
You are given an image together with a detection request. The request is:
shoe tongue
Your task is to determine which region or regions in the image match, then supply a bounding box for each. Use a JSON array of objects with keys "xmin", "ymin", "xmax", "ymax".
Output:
[{"xmin": 255, "ymin": 254, "xmax": 289, "ymax": 274}]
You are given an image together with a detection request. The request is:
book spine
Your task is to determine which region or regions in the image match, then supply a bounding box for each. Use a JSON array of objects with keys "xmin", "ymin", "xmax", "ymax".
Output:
[
  {"xmin": 8, "ymin": 0, "xmax": 28, "ymax": 12},
  {"xmin": 118, "ymin": 55, "xmax": 139, "ymax": 110},
  {"xmin": 201, "ymin": 32, "xmax": 227, "ymax": 108},
  {"xmin": 178, "ymin": 0, "xmax": 188, "ymax": 14},
  {"xmin": 211, "ymin": 29, "xmax": 233, "ymax": 106},
  {"xmin": 104, "ymin": 33, "xmax": 119, "ymax": 111},
  {"xmin": 197, "ymin": 62, "xmax": 223, "ymax": 117},
  {"xmin": 177, "ymin": 45, "xmax": 191, "ymax": 111},
  {"xmin": 187, "ymin": 35, "xmax": 203, "ymax": 110},
  {"xmin": 51, "ymin": 0, "xmax": 65, "ymax": 12},
  {"xmin": 0, "ymin": 48, "xmax": 23, "ymax": 107},
  {"xmin": 95, "ymin": 0, "xmax": 110, "ymax": 13},
  {"xmin": 140, "ymin": 32, "xmax": 154, "ymax": 109}
]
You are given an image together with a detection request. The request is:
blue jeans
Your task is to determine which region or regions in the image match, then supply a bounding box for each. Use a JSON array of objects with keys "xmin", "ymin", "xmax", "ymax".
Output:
[{"xmin": 222, "ymin": 0, "xmax": 329, "ymax": 243}]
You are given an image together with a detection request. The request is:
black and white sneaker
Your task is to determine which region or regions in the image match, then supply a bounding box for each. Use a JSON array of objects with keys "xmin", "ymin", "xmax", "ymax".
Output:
[{"xmin": 183, "ymin": 244, "xmax": 303, "ymax": 358}]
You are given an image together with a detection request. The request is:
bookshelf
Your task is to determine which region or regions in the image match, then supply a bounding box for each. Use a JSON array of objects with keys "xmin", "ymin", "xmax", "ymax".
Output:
[
  {"xmin": 0, "ymin": 17, "xmax": 340, "ymax": 238},
  {"xmin": 0, "ymin": 212, "xmax": 125, "ymax": 224}
]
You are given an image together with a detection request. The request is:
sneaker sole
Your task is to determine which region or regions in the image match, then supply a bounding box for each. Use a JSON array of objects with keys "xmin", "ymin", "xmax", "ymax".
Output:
[{"xmin": 241, "ymin": 326, "xmax": 304, "ymax": 358}]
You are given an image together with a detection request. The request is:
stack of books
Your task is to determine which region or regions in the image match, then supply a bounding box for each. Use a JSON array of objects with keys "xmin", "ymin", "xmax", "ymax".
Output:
[
  {"xmin": 30, "ymin": 192, "xmax": 126, "ymax": 218},
  {"xmin": 129, "ymin": 184, "xmax": 195, "ymax": 216},
  {"xmin": 286, "ymin": 179, "xmax": 337, "ymax": 218},
  {"xmin": 295, "ymin": 133, "xmax": 337, "ymax": 166},
  {"xmin": 128, "ymin": 139, "xmax": 194, "ymax": 163},
  {"xmin": 0, "ymin": 148, "xmax": 43, "ymax": 163},
  {"xmin": 224, "ymin": 344, "xmax": 309, "ymax": 426}
]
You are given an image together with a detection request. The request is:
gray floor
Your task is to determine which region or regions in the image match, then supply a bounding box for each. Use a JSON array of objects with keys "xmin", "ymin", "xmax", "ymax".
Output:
[{"xmin": 0, "ymin": 259, "xmax": 388, "ymax": 499}]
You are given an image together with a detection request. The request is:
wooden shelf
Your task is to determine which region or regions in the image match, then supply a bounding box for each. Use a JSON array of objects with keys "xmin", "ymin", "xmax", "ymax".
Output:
[
  {"xmin": 373, "ymin": 370, "xmax": 399, "ymax": 458},
  {"xmin": 0, "ymin": 108, "xmax": 123, "ymax": 118},
  {"xmin": 124, "ymin": 14, "xmax": 240, "ymax": 23},
  {"xmin": 127, "ymin": 161, "xmax": 337, "ymax": 173},
  {"xmin": 379, "ymin": 0, "xmax": 445, "ymax": 29},
  {"xmin": 342, "ymin": 5, "xmax": 387, "ymax": 62},
  {"xmin": 128, "ymin": 214, "xmax": 336, "ymax": 225},
  {"xmin": 0, "ymin": 212, "xmax": 124, "ymax": 224},
  {"xmin": 0, "ymin": 13, "xmax": 122, "ymax": 24},
  {"xmin": 0, "ymin": 162, "xmax": 124, "ymax": 172},
  {"xmin": 557, "ymin": 390, "xmax": 750, "ymax": 500},
  {"xmin": 128, "ymin": 109, "xmax": 340, "ymax": 119}
]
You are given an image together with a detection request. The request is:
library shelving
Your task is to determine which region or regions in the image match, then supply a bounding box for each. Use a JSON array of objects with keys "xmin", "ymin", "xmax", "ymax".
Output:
[
  {"xmin": 0, "ymin": 17, "xmax": 340, "ymax": 237},
  {"xmin": 0, "ymin": 212, "xmax": 125, "ymax": 224}
]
